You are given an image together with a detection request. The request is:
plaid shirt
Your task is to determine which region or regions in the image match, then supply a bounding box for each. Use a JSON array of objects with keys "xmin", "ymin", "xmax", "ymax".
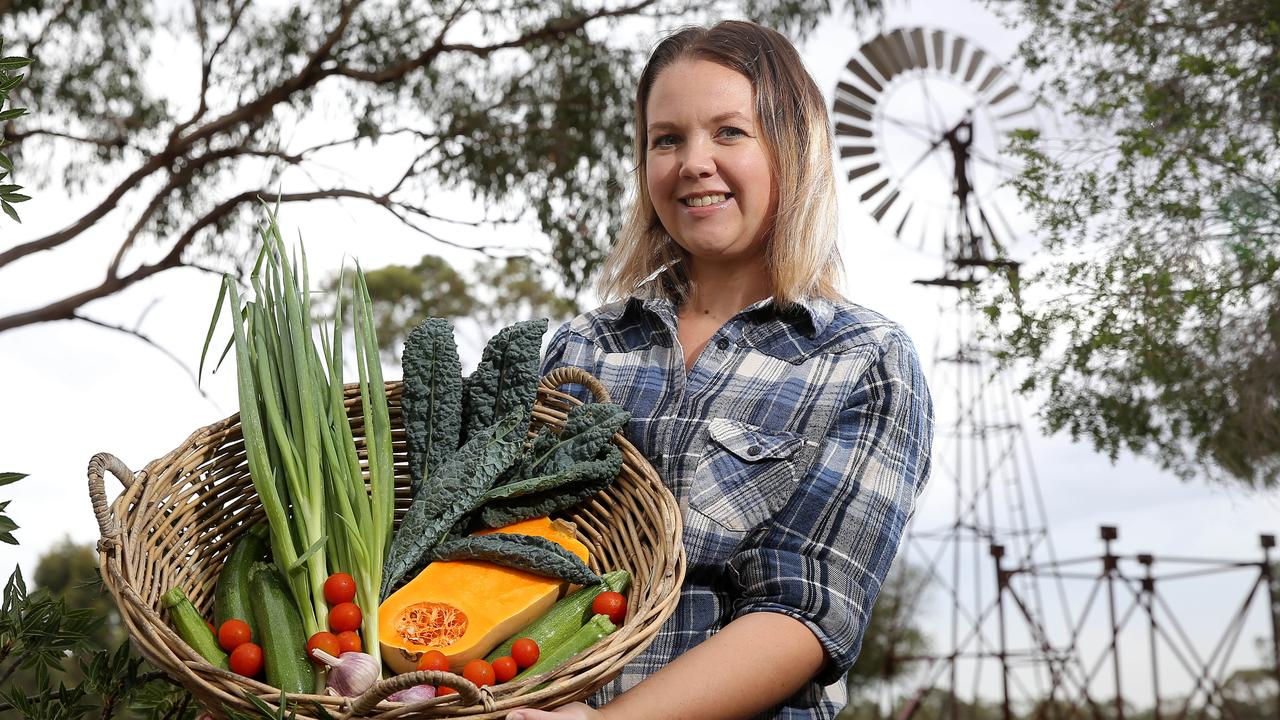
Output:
[{"xmin": 541, "ymin": 294, "xmax": 933, "ymax": 719}]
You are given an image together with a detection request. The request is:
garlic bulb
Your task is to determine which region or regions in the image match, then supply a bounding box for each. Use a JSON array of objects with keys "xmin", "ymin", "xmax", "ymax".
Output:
[
  {"xmin": 310, "ymin": 649, "xmax": 380, "ymax": 697},
  {"xmin": 386, "ymin": 684, "xmax": 438, "ymax": 703}
]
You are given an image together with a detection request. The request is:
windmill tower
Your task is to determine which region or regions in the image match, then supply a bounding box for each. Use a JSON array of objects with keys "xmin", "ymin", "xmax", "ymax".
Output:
[{"xmin": 830, "ymin": 27, "xmax": 1077, "ymax": 718}]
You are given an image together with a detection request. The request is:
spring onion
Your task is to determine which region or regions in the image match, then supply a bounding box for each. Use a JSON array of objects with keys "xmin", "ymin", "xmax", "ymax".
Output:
[{"xmin": 201, "ymin": 205, "xmax": 394, "ymax": 676}]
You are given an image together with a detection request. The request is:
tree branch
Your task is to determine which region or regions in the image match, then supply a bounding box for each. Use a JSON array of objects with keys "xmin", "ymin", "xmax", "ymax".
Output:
[
  {"xmin": 72, "ymin": 312, "xmax": 209, "ymax": 399},
  {"xmin": 2, "ymin": 126, "xmax": 129, "ymax": 150}
]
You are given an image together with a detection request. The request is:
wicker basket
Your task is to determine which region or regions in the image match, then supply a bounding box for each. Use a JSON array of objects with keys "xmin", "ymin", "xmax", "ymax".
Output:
[{"xmin": 88, "ymin": 367, "xmax": 686, "ymax": 719}]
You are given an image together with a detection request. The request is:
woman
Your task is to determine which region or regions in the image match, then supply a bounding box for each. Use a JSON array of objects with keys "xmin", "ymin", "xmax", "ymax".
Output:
[{"xmin": 509, "ymin": 20, "xmax": 933, "ymax": 720}]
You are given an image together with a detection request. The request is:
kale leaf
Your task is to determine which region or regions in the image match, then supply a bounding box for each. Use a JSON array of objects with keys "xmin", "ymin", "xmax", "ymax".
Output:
[
  {"xmin": 380, "ymin": 411, "xmax": 525, "ymax": 599},
  {"xmin": 477, "ymin": 444, "xmax": 622, "ymax": 528},
  {"xmin": 520, "ymin": 403, "xmax": 631, "ymax": 478},
  {"xmin": 430, "ymin": 533, "xmax": 601, "ymax": 586},
  {"xmin": 401, "ymin": 318, "xmax": 463, "ymax": 496},
  {"xmin": 460, "ymin": 319, "xmax": 548, "ymax": 444}
]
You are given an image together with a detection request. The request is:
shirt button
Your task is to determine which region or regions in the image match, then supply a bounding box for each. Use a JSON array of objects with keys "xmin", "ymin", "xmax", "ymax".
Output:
[
  {"xmin": 747, "ymin": 444, "xmax": 762, "ymax": 457},
  {"xmin": 716, "ymin": 338, "xmax": 730, "ymax": 351}
]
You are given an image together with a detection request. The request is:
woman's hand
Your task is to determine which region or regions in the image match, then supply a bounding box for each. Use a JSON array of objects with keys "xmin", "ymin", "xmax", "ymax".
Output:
[{"xmin": 506, "ymin": 702, "xmax": 603, "ymax": 720}]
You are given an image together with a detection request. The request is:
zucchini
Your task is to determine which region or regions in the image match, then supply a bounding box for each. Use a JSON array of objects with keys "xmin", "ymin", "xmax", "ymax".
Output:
[
  {"xmin": 161, "ymin": 587, "xmax": 230, "ymax": 669},
  {"xmin": 485, "ymin": 569, "xmax": 630, "ymax": 663},
  {"xmin": 214, "ymin": 524, "xmax": 267, "ymax": 630},
  {"xmin": 250, "ymin": 563, "xmax": 316, "ymax": 694},
  {"xmin": 514, "ymin": 613, "xmax": 616, "ymax": 681}
]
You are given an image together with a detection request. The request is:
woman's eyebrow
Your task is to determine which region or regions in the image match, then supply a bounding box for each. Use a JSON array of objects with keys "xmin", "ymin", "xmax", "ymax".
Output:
[{"xmin": 647, "ymin": 111, "xmax": 753, "ymax": 134}]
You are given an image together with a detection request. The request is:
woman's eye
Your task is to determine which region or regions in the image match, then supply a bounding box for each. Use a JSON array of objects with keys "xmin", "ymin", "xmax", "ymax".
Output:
[
  {"xmin": 651, "ymin": 134, "xmax": 679, "ymax": 148},
  {"xmin": 719, "ymin": 127, "xmax": 746, "ymax": 139}
]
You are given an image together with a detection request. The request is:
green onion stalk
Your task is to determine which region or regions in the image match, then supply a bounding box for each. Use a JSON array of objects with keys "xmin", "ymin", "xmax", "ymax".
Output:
[{"xmin": 202, "ymin": 207, "xmax": 394, "ymax": 677}]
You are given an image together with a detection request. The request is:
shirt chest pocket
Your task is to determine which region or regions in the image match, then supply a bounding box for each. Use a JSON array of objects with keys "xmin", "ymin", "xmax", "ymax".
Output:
[{"xmin": 689, "ymin": 419, "xmax": 807, "ymax": 533}]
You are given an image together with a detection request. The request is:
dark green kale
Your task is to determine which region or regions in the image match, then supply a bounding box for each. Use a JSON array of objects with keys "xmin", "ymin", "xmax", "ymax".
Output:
[
  {"xmin": 480, "ymin": 447, "xmax": 624, "ymax": 503},
  {"xmin": 430, "ymin": 533, "xmax": 601, "ymax": 586},
  {"xmin": 520, "ymin": 403, "xmax": 631, "ymax": 478},
  {"xmin": 380, "ymin": 411, "xmax": 525, "ymax": 599},
  {"xmin": 478, "ymin": 444, "xmax": 623, "ymax": 528},
  {"xmin": 460, "ymin": 319, "xmax": 548, "ymax": 444},
  {"xmin": 401, "ymin": 318, "xmax": 463, "ymax": 496}
]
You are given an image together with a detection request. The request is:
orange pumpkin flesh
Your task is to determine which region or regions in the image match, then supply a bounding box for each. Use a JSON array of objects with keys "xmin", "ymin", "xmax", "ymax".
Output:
[{"xmin": 378, "ymin": 516, "xmax": 590, "ymax": 674}]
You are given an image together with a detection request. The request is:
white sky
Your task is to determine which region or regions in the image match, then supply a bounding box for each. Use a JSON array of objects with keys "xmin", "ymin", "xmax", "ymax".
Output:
[{"xmin": 0, "ymin": 0, "xmax": 1276, "ymax": 712}]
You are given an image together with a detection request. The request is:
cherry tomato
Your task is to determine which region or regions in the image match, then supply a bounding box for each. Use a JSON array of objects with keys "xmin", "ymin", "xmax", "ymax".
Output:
[
  {"xmin": 416, "ymin": 649, "xmax": 450, "ymax": 673},
  {"xmin": 206, "ymin": 621, "xmax": 216, "ymax": 636},
  {"xmin": 323, "ymin": 572, "xmax": 357, "ymax": 605},
  {"xmin": 437, "ymin": 685, "xmax": 458, "ymax": 696},
  {"xmin": 462, "ymin": 658, "xmax": 495, "ymax": 687},
  {"xmin": 218, "ymin": 619, "xmax": 252, "ymax": 652},
  {"xmin": 336, "ymin": 630, "xmax": 362, "ymax": 654},
  {"xmin": 306, "ymin": 631, "xmax": 341, "ymax": 662},
  {"xmin": 511, "ymin": 637, "xmax": 540, "ymax": 669},
  {"xmin": 229, "ymin": 642, "xmax": 264, "ymax": 677},
  {"xmin": 328, "ymin": 602, "xmax": 362, "ymax": 633},
  {"xmin": 492, "ymin": 656, "xmax": 518, "ymax": 683},
  {"xmin": 592, "ymin": 591, "xmax": 627, "ymax": 625}
]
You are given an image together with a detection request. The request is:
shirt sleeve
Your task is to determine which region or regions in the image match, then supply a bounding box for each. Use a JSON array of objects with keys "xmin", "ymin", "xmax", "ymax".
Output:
[{"xmin": 726, "ymin": 328, "xmax": 934, "ymax": 685}]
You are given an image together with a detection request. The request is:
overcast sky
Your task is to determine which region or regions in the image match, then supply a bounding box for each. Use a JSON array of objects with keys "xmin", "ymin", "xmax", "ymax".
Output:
[{"xmin": 0, "ymin": 0, "xmax": 1276, "ymax": 710}]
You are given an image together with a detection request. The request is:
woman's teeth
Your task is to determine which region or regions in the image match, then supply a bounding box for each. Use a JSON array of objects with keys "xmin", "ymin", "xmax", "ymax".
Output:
[{"xmin": 682, "ymin": 193, "xmax": 731, "ymax": 207}]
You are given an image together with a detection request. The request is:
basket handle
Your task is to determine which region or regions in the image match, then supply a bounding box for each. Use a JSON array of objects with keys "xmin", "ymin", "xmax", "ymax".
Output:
[
  {"xmin": 348, "ymin": 670, "xmax": 491, "ymax": 716},
  {"xmin": 540, "ymin": 366, "xmax": 612, "ymax": 403},
  {"xmin": 87, "ymin": 452, "xmax": 136, "ymax": 546}
]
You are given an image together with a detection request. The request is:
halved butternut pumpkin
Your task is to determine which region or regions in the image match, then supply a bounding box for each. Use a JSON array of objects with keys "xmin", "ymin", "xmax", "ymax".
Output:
[{"xmin": 378, "ymin": 516, "xmax": 590, "ymax": 674}]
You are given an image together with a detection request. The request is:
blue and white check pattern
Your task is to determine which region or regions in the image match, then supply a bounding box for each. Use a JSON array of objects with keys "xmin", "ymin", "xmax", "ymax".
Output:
[{"xmin": 541, "ymin": 294, "xmax": 933, "ymax": 719}]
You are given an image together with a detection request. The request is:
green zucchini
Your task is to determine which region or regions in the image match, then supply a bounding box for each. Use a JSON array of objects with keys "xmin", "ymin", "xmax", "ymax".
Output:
[
  {"xmin": 214, "ymin": 524, "xmax": 267, "ymax": 630},
  {"xmin": 514, "ymin": 613, "xmax": 616, "ymax": 681},
  {"xmin": 161, "ymin": 587, "xmax": 229, "ymax": 669},
  {"xmin": 484, "ymin": 569, "xmax": 630, "ymax": 663},
  {"xmin": 250, "ymin": 563, "xmax": 316, "ymax": 694}
]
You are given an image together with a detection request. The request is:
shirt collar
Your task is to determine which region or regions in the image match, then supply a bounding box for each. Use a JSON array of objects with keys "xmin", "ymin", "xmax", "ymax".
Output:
[{"xmin": 619, "ymin": 293, "xmax": 834, "ymax": 338}]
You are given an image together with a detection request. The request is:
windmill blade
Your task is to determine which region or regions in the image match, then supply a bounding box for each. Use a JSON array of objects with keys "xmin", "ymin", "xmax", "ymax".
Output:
[
  {"xmin": 840, "ymin": 144, "xmax": 876, "ymax": 159},
  {"xmin": 864, "ymin": 35, "xmax": 899, "ymax": 82},
  {"xmin": 964, "ymin": 48, "xmax": 986, "ymax": 83},
  {"xmin": 835, "ymin": 80, "xmax": 876, "ymax": 109},
  {"xmin": 977, "ymin": 65, "xmax": 1005, "ymax": 94},
  {"xmin": 908, "ymin": 28, "xmax": 931, "ymax": 69},
  {"xmin": 872, "ymin": 188, "xmax": 902, "ymax": 221},
  {"xmin": 846, "ymin": 56, "xmax": 884, "ymax": 93},
  {"xmin": 931, "ymin": 30, "xmax": 947, "ymax": 70},
  {"xmin": 890, "ymin": 29, "xmax": 917, "ymax": 71},
  {"xmin": 846, "ymin": 161, "xmax": 880, "ymax": 182},
  {"xmin": 834, "ymin": 98, "xmax": 872, "ymax": 122},
  {"xmin": 895, "ymin": 202, "xmax": 916, "ymax": 239},
  {"xmin": 988, "ymin": 83, "xmax": 1021, "ymax": 108},
  {"xmin": 836, "ymin": 121, "xmax": 872, "ymax": 138},
  {"xmin": 950, "ymin": 35, "xmax": 968, "ymax": 75},
  {"xmin": 860, "ymin": 177, "xmax": 891, "ymax": 203}
]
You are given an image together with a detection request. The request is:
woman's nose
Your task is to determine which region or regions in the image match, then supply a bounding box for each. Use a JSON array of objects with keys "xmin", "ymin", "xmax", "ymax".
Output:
[{"xmin": 679, "ymin": 138, "xmax": 715, "ymax": 178}]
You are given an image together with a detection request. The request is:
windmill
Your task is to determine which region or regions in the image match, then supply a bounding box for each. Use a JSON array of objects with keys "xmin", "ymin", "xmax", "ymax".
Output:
[{"xmin": 831, "ymin": 27, "xmax": 1073, "ymax": 719}]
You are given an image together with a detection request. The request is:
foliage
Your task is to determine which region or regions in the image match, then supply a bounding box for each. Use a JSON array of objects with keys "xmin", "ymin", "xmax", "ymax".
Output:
[
  {"xmin": 401, "ymin": 317, "xmax": 463, "ymax": 494},
  {"xmin": 0, "ymin": 42, "xmax": 31, "ymax": 223},
  {"xmin": 0, "ymin": 471, "xmax": 22, "ymax": 546},
  {"xmin": 0, "ymin": 0, "xmax": 882, "ymax": 341},
  {"xmin": 983, "ymin": 0, "xmax": 1280, "ymax": 487},
  {"xmin": 431, "ymin": 533, "xmax": 601, "ymax": 585},
  {"xmin": 460, "ymin": 318, "xmax": 548, "ymax": 442}
]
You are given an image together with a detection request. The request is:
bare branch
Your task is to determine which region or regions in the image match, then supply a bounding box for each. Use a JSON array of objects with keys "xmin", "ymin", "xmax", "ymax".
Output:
[
  {"xmin": 171, "ymin": 0, "xmax": 256, "ymax": 141},
  {"xmin": 3, "ymin": 126, "xmax": 129, "ymax": 150},
  {"xmin": 72, "ymin": 312, "xmax": 209, "ymax": 399}
]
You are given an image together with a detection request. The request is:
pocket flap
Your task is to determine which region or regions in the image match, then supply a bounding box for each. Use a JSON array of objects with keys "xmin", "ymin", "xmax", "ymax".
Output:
[{"xmin": 707, "ymin": 418, "xmax": 804, "ymax": 461}]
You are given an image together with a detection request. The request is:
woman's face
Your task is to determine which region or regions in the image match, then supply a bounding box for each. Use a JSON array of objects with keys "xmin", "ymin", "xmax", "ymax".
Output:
[{"xmin": 645, "ymin": 59, "xmax": 776, "ymax": 268}]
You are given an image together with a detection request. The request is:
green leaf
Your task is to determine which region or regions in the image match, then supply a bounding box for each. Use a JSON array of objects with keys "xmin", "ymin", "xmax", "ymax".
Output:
[
  {"xmin": 460, "ymin": 319, "xmax": 548, "ymax": 444},
  {"xmin": 0, "ymin": 107, "xmax": 27, "ymax": 121},
  {"xmin": 431, "ymin": 533, "xmax": 601, "ymax": 585},
  {"xmin": 1, "ymin": 193, "xmax": 30, "ymax": 203},
  {"xmin": 0, "ymin": 472, "xmax": 26, "ymax": 487},
  {"xmin": 1, "ymin": 200, "xmax": 20, "ymax": 223},
  {"xmin": 401, "ymin": 318, "xmax": 463, "ymax": 496},
  {"xmin": 0, "ymin": 56, "xmax": 33, "ymax": 70},
  {"xmin": 0, "ymin": 153, "xmax": 12, "ymax": 173}
]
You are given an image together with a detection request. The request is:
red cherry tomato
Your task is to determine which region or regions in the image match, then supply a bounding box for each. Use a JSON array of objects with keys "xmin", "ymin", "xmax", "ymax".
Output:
[
  {"xmin": 328, "ymin": 602, "xmax": 362, "ymax": 633},
  {"xmin": 463, "ymin": 658, "xmax": 495, "ymax": 687},
  {"xmin": 336, "ymin": 630, "xmax": 362, "ymax": 654},
  {"xmin": 229, "ymin": 642, "xmax": 264, "ymax": 677},
  {"xmin": 323, "ymin": 572, "xmax": 357, "ymax": 605},
  {"xmin": 592, "ymin": 591, "xmax": 627, "ymax": 625},
  {"xmin": 416, "ymin": 649, "xmax": 450, "ymax": 673},
  {"xmin": 218, "ymin": 619, "xmax": 253, "ymax": 652},
  {"xmin": 438, "ymin": 685, "xmax": 458, "ymax": 696},
  {"xmin": 492, "ymin": 656, "xmax": 518, "ymax": 683},
  {"xmin": 510, "ymin": 637, "xmax": 540, "ymax": 669},
  {"xmin": 306, "ymin": 631, "xmax": 341, "ymax": 662}
]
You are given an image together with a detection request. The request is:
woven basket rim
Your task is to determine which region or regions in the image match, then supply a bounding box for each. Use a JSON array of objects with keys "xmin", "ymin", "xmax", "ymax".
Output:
[{"xmin": 89, "ymin": 369, "xmax": 686, "ymax": 719}]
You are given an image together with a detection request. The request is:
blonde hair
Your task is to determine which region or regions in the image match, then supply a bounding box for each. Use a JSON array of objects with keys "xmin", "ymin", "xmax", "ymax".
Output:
[{"xmin": 597, "ymin": 20, "xmax": 843, "ymax": 308}]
